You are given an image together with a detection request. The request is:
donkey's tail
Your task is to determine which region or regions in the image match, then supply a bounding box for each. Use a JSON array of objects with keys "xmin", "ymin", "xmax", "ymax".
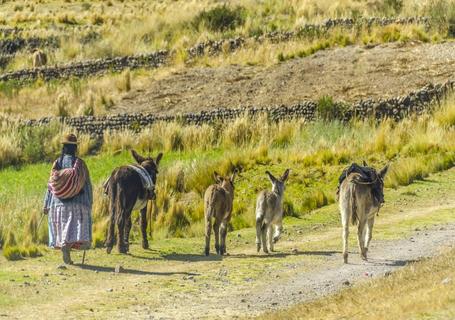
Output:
[{"xmin": 350, "ymin": 183, "xmax": 358, "ymax": 226}]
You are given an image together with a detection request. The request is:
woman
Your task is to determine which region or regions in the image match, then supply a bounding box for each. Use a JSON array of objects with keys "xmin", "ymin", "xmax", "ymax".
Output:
[{"xmin": 43, "ymin": 133, "xmax": 93, "ymax": 264}]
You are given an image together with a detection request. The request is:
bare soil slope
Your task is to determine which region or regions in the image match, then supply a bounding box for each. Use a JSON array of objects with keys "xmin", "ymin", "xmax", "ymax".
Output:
[{"xmin": 114, "ymin": 41, "xmax": 455, "ymax": 115}]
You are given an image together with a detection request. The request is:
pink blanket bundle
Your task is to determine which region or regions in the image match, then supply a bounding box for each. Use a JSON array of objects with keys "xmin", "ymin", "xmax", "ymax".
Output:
[{"xmin": 48, "ymin": 158, "xmax": 88, "ymax": 199}]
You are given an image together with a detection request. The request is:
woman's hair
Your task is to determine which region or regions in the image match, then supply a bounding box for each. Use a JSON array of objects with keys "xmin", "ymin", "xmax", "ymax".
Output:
[
  {"xmin": 62, "ymin": 143, "xmax": 77, "ymax": 156},
  {"xmin": 57, "ymin": 143, "xmax": 78, "ymax": 168}
]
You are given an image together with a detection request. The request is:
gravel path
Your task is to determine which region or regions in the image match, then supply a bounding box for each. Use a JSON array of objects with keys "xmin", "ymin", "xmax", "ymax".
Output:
[{"xmin": 114, "ymin": 41, "xmax": 455, "ymax": 115}]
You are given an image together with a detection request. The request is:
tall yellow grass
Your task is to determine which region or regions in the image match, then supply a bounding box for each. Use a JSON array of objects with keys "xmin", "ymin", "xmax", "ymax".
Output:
[{"xmin": 1, "ymin": 95, "xmax": 454, "ymax": 254}]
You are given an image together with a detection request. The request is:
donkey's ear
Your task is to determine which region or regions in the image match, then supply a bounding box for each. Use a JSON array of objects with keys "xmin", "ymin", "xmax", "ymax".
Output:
[
  {"xmin": 281, "ymin": 169, "xmax": 290, "ymax": 182},
  {"xmin": 378, "ymin": 164, "xmax": 389, "ymax": 179},
  {"xmin": 265, "ymin": 171, "xmax": 277, "ymax": 183},
  {"xmin": 131, "ymin": 149, "xmax": 145, "ymax": 164},
  {"xmin": 363, "ymin": 160, "xmax": 368, "ymax": 166},
  {"xmin": 155, "ymin": 153, "xmax": 163, "ymax": 166},
  {"xmin": 230, "ymin": 169, "xmax": 238, "ymax": 183},
  {"xmin": 213, "ymin": 171, "xmax": 223, "ymax": 184}
]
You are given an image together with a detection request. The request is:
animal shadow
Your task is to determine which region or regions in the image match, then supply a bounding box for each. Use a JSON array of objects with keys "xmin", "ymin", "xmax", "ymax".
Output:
[
  {"xmin": 228, "ymin": 250, "xmax": 340, "ymax": 259},
  {"xmin": 75, "ymin": 263, "xmax": 199, "ymax": 276},
  {"xmin": 161, "ymin": 253, "xmax": 224, "ymax": 262}
]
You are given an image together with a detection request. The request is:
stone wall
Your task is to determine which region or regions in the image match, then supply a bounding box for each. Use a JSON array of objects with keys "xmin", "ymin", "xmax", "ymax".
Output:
[
  {"xmin": 0, "ymin": 36, "xmax": 59, "ymax": 55},
  {"xmin": 187, "ymin": 16, "xmax": 429, "ymax": 57},
  {"xmin": 0, "ymin": 27, "xmax": 22, "ymax": 37},
  {"xmin": 24, "ymin": 80, "xmax": 454, "ymax": 136},
  {"xmin": 0, "ymin": 50, "xmax": 169, "ymax": 83}
]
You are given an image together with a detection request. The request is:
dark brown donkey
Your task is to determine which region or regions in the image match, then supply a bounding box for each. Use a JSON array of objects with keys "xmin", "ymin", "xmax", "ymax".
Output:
[{"xmin": 105, "ymin": 150, "xmax": 163, "ymax": 254}]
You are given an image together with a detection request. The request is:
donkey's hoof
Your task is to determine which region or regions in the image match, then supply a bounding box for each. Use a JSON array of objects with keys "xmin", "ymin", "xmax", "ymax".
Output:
[
  {"xmin": 256, "ymin": 243, "xmax": 261, "ymax": 253},
  {"xmin": 204, "ymin": 248, "xmax": 210, "ymax": 256},
  {"xmin": 343, "ymin": 253, "xmax": 348, "ymax": 264},
  {"xmin": 215, "ymin": 245, "xmax": 220, "ymax": 255},
  {"xmin": 142, "ymin": 241, "xmax": 149, "ymax": 250},
  {"xmin": 106, "ymin": 246, "xmax": 113, "ymax": 254}
]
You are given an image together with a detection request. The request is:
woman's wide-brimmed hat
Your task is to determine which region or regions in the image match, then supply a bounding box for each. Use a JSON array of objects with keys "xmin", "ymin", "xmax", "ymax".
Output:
[{"xmin": 61, "ymin": 133, "xmax": 78, "ymax": 145}]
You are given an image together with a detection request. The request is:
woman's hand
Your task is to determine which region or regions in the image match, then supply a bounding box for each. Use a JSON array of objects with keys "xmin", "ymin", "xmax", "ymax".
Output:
[{"xmin": 43, "ymin": 208, "xmax": 49, "ymax": 215}]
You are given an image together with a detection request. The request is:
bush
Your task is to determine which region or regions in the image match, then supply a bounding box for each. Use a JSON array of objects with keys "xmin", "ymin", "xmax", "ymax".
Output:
[
  {"xmin": 192, "ymin": 5, "xmax": 246, "ymax": 32},
  {"xmin": 3, "ymin": 246, "xmax": 23, "ymax": 261},
  {"xmin": 423, "ymin": 0, "xmax": 455, "ymax": 30},
  {"xmin": 159, "ymin": 201, "xmax": 190, "ymax": 238},
  {"xmin": 18, "ymin": 124, "xmax": 60, "ymax": 163},
  {"xmin": 283, "ymin": 198, "xmax": 299, "ymax": 217},
  {"xmin": 57, "ymin": 13, "xmax": 77, "ymax": 25},
  {"xmin": 317, "ymin": 96, "xmax": 347, "ymax": 121},
  {"xmin": 24, "ymin": 245, "xmax": 42, "ymax": 258}
]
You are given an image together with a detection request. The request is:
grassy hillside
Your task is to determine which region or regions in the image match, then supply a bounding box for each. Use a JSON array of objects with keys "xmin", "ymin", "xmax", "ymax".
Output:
[{"xmin": 0, "ymin": 0, "xmax": 454, "ymax": 118}]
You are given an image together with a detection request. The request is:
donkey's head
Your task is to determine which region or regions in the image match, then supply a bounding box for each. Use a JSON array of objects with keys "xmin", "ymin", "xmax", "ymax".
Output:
[
  {"xmin": 374, "ymin": 163, "xmax": 389, "ymax": 190},
  {"xmin": 266, "ymin": 169, "xmax": 290, "ymax": 195},
  {"xmin": 131, "ymin": 149, "xmax": 163, "ymax": 187},
  {"xmin": 213, "ymin": 170, "xmax": 238, "ymax": 194},
  {"xmin": 361, "ymin": 161, "xmax": 389, "ymax": 205}
]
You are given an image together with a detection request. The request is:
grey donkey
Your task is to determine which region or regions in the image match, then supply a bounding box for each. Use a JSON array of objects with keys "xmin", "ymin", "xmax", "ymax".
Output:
[
  {"xmin": 256, "ymin": 169, "xmax": 290, "ymax": 254},
  {"xmin": 204, "ymin": 170, "xmax": 237, "ymax": 256},
  {"xmin": 339, "ymin": 164, "xmax": 389, "ymax": 263}
]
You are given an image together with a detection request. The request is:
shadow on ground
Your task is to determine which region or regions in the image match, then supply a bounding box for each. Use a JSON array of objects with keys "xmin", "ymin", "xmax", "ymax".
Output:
[
  {"xmin": 161, "ymin": 253, "xmax": 224, "ymax": 262},
  {"xmin": 228, "ymin": 250, "xmax": 341, "ymax": 259},
  {"xmin": 75, "ymin": 263, "xmax": 200, "ymax": 276}
]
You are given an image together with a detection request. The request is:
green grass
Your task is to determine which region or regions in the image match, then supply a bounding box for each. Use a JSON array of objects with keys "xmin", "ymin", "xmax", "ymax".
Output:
[{"xmin": 0, "ymin": 100, "xmax": 454, "ymax": 253}]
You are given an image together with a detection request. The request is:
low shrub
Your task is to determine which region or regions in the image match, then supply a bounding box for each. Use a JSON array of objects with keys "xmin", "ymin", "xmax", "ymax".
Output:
[
  {"xmin": 3, "ymin": 246, "xmax": 23, "ymax": 261},
  {"xmin": 317, "ymin": 96, "xmax": 347, "ymax": 121},
  {"xmin": 192, "ymin": 5, "xmax": 246, "ymax": 32}
]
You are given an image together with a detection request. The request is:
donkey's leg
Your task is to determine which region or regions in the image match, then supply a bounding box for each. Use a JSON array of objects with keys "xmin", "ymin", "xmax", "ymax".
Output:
[
  {"xmin": 341, "ymin": 207, "xmax": 350, "ymax": 264},
  {"xmin": 267, "ymin": 224, "xmax": 274, "ymax": 252},
  {"xmin": 220, "ymin": 221, "xmax": 228, "ymax": 255},
  {"xmin": 105, "ymin": 194, "xmax": 117, "ymax": 254},
  {"xmin": 124, "ymin": 216, "xmax": 132, "ymax": 253},
  {"xmin": 364, "ymin": 217, "xmax": 375, "ymax": 258},
  {"xmin": 273, "ymin": 220, "xmax": 283, "ymax": 243},
  {"xmin": 255, "ymin": 217, "xmax": 263, "ymax": 253},
  {"xmin": 204, "ymin": 217, "xmax": 212, "ymax": 256},
  {"xmin": 140, "ymin": 206, "xmax": 149, "ymax": 249},
  {"xmin": 213, "ymin": 219, "xmax": 221, "ymax": 255},
  {"xmin": 116, "ymin": 210, "xmax": 129, "ymax": 254},
  {"xmin": 357, "ymin": 220, "xmax": 367, "ymax": 260},
  {"xmin": 261, "ymin": 223, "xmax": 269, "ymax": 254}
]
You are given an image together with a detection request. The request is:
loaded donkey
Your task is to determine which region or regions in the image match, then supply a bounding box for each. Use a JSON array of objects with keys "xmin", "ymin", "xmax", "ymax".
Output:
[
  {"xmin": 104, "ymin": 150, "xmax": 163, "ymax": 254},
  {"xmin": 338, "ymin": 162, "xmax": 389, "ymax": 263},
  {"xmin": 256, "ymin": 169, "xmax": 290, "ymax": 254}
]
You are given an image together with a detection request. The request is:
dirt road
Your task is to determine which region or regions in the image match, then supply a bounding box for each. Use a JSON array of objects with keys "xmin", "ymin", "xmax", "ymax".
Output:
[
  {"xmin": 113, "ymin": 41, "xmax": 455, "ymax": 115},
  {"xmin": 138, "ymin": 209, "xmax": 455, "ymax": 320}
]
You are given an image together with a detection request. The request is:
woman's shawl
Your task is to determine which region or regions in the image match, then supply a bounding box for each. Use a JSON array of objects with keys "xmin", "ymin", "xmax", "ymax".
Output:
[{"xmin": 48, "ymin": 157, "xmax": 88, "ymax": 199}]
